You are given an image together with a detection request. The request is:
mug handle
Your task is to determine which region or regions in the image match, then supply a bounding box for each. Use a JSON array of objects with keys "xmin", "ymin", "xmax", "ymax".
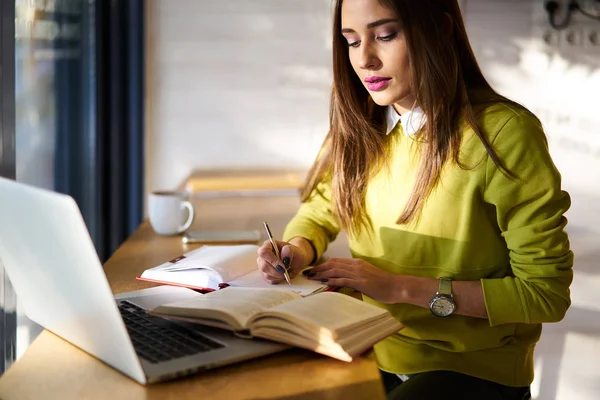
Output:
[{"xmin": 178, "ymin": 201, "xmax": 195, "ymax": 233}]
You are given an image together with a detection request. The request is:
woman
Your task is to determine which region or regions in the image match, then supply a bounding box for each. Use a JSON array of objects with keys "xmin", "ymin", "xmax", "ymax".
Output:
[{"xmin": 257, "ymin": 0, "xmax": 572, "ymax": 398}]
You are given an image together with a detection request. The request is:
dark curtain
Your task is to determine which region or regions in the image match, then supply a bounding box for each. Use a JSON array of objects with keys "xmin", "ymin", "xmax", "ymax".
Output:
[
  {"xmin": 0, "ymin": 0, "xmax": 17, "ymax": 375},
  {"xmin": 54, "ymin": 0, "xmax": 144, "ymax": 262}
]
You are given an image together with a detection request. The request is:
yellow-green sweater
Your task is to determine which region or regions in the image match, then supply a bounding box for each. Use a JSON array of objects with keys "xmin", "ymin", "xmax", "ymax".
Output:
[{"xmin": 283, "ymin": 102, "xmax": 573, "ymax": 387}]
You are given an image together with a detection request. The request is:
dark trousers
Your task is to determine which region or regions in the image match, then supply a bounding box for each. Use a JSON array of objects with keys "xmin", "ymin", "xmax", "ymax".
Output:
[{"xmin": 380, "ymin": 370, "xmax": 531, "ymax": 400}]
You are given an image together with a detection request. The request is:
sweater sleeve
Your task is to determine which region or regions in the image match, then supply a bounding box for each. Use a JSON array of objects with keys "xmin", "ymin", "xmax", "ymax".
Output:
[
  {"xmin": 283, "ymin": 179, "xmax": 341, "ymax": 262},
  {"xmin": 481, "ymin": 111, "xmax": 574, "ymax": 327}
]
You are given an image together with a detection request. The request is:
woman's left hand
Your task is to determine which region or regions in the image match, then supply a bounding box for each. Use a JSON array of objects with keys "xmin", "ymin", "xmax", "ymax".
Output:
[{"xmin": 307, "ymin": 258, "xmax": 402, "ymax": 304}]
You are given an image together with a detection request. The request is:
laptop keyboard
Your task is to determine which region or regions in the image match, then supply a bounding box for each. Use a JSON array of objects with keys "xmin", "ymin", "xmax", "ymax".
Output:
[{"xmin": 118, "ymin": 300, "xmax": 225, "ymax": 364}]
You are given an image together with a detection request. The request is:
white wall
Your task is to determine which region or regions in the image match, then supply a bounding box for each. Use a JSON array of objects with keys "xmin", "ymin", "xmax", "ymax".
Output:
[
  {"xmin": 466, "ymin": 0, "xmax": 600, "ymax": 198},
  {"xmin": 146, "ymin": 0, "xmax": 600, "ymax": 198},
  {"xmin": 146, "ymin": 0, "xmax": 333, "ymax": 193}
]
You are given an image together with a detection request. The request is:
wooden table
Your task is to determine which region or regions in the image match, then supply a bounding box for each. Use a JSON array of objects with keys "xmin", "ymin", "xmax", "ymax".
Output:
[{"xmin": 0, "ymin": 195, "xmax": 382, "ymax": 400}]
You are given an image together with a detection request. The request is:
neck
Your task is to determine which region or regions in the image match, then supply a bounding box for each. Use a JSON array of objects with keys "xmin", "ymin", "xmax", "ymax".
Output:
[{"xmin": 392, "ymin": 97, "xmax": 417, "ymax": 115}]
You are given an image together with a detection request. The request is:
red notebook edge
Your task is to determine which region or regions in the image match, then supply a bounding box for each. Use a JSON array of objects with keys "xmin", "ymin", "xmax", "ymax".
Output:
[
  {"xmin": 135, "ymin": 275, "xmax": 335, "ymax": 295},
  {"xmin": 135, "ymin": 275, "xmax": 216, "ymax": 294}
]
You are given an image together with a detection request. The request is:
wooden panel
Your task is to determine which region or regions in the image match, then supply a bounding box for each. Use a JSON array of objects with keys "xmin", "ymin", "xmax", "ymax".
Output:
[{"xmin": 182, "ymin": 168, "xmax": 306, "ymax": 193}]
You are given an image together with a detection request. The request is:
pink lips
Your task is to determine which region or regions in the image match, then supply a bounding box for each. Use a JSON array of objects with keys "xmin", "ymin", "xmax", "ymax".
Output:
[{"xmin": 364, "ymin": 76, "xmax": 392, "ymax": 91}]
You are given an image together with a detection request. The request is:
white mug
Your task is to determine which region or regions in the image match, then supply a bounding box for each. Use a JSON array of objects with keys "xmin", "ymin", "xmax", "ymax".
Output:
[{"xmin": 148, "ymin": 191, "xmax": 195, "ymax": 236}]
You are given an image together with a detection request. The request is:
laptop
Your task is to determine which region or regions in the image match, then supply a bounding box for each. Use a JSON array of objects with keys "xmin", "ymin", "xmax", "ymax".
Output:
[{"xmin": 0, "ymin": 178, "xmax": 288, "ymax": 384}]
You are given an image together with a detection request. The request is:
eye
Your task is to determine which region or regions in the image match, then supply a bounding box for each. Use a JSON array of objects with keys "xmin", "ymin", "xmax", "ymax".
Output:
[
  {"xmin": 377, "ymin": 33, "xmax": 397, "ymax": 42},
  {"xmin": 347, "ymin": 40, "xmax": 361, "ymax": 48}
]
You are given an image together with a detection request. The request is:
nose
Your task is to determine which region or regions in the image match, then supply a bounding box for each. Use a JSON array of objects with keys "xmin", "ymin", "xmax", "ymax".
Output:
[{"xmin": 358, "ymin": 41, "xmax": 381, "ymax": 70}]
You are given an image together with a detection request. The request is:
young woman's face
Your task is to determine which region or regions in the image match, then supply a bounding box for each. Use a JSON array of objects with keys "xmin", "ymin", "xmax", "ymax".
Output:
[{"xmin": 341, "ymin": 0, "xmax": 415, "ymax": 114}]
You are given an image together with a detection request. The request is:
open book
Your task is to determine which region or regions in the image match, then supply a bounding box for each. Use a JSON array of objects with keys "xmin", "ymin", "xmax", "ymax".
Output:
[
  {"xmin": 150, "ymin": 287, "xmax": 403, "ymax": 362},
  {"xmin": 137, "ymin": 244, "xmax": 328, "ymax": 297}
]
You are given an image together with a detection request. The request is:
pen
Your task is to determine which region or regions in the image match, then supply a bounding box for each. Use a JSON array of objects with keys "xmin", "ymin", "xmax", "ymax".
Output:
[{"xmin": 263, "ymin": 221, "xmax": 291, "ymax": 285}]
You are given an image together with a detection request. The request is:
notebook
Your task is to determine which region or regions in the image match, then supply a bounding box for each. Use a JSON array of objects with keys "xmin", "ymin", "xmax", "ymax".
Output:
[{"xmin": 137, "ymin": 244, "xmax": 328, "ymax": 297}]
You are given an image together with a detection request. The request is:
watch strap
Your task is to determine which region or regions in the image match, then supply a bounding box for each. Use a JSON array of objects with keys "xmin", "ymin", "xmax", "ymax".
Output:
[{"xmin": 439, "ymin": 278, "xmax": 452, "ymax": 295}]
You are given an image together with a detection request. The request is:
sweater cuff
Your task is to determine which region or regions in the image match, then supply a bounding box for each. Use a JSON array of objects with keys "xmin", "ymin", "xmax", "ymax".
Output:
[
  {"xmin": 481, "ymin": 276, "xmax": 528, "ymax": 326},
  {"xmin": 283, "ymin": 222, "xmax": 330, "ymax": 263}
]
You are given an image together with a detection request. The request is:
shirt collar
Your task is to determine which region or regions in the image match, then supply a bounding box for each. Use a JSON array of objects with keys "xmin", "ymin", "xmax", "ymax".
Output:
[{"xmin": 385, "ymin": 105, "xmax": 427, "ymax": 136}]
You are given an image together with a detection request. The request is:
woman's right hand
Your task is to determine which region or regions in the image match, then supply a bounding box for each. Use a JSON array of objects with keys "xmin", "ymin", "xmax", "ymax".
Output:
[{"xmin": 257, "ymin": 239, "xmax": 311, "ymax": 284}]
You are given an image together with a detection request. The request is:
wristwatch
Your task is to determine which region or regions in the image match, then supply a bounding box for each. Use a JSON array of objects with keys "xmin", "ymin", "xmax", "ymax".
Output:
[{"xmin": 429, "ymin": 278, "xmax": 455, "ymax": 317}]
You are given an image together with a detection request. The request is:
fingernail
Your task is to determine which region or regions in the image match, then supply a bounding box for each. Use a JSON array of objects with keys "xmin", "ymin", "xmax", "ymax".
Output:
[
  {"xmin": 320, "ymin": 279, "xmax": 329, "ymax": 283},
  {"xmin": 276, "ymin": 265, "xmax": 285, "ymax": 274},
  {"xmin": 302, "ymin": 268, "xmax": 313, "ymax": 276},
  {"xmin": 283, "ymin": 257, "xmax": 290, "ymax": 268},
  {"xmin": 307, "ymin": 272, "xmax": 316, "ymax": 278}
]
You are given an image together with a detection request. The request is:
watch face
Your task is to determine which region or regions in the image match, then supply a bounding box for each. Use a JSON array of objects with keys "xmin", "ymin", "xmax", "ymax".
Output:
[{"xmin": 430, "ymin": 297, "xmax": 455, "ymax": 317}]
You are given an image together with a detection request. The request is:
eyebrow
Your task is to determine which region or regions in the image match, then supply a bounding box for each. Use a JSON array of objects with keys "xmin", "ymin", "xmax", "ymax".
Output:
[{"xmin": 341, "ymin": 18, "xmax": 398, "ymax": 34}]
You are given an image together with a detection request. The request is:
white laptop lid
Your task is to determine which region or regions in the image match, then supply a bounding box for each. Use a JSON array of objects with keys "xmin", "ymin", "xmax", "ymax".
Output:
[{"xmin": 0, "ymin": 178, "xmax": 145, "ymax": 383}]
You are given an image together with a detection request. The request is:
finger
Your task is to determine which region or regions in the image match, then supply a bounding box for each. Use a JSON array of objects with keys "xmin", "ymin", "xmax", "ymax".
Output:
[
  {"xmin": 273, "ymin": 239, "xmax": 289, "ymax": 252},
  {"xmin": 258, "ymin": 239, "xmax": 286, "ymax": 254},
  {"xmin": 326, "ymin": 257, "xmax": 359, "ymax": 266},
  {"xmin": 287, "ymin": 267, "xmax": 298, "ymax": 278},
  {"xmin": 258, "ymin": 239, "xmax": 278, "ymax": 255},
  {"xmin": 259, "ymin": 239, "xmax": 271, "ymax": 249},
  {"xmin": 257, "ymin": 240, "xmax": 277, "ymax": 261},
  {"xmin": 310, "ymin": 259, "xmax": 356, "ymax": 274},
  {"xmin": 258, "ymin": 239, "xmax": 287, "ymax": 265},
  {"xmin": 257, "ymin": 244, "xmax": 286, "ymax": 275},
  {"xmin": 317, "ymin": 277, "xmax": 359, "ymax": 289},
  {"xmin": 279, "ymin": 244, "xmax": 301, "ymax": 271},
  {"xmin": 258, "ymin": 260, "xmax": 285, "ymax": 283},
  {"xmin": 263, "ymin": 239, "xmax": 288, "ymax": 257},
  {"xmin": 308, "ymin": 265, "xmax": 358, "ymax": 282},
  {"xmin": 258, "ymin": 258, "xmax": 284, "ymax": 279},
  {"xmin": 260, "ymin": 270, "xmax": 284, "ymax": 285}
]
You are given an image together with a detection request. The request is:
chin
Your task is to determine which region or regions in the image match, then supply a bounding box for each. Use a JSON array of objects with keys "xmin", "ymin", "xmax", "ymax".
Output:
[{"xmin": 368, "ymin": 92, "xmax": 397, "ymax": 107}]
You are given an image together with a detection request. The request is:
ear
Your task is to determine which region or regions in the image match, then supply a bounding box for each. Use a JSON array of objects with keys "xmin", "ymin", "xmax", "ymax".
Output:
[{"xmin": 442, "ymin": 12, "xmax": 453, "ymax": 35}]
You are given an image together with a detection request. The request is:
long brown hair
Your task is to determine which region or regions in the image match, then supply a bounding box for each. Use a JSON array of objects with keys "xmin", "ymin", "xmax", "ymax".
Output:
[{"xmin": 302, "ymin": 0, "xmax": 507, "ymax": 236}]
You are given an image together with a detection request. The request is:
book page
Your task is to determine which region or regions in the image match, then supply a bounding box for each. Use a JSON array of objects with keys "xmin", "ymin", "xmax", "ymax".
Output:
[
  {"xmin": 247, "ymin": 293, "xmax": 401, "ymax": 362},
  {"xmin": 256, "ymin": 292, "xmax": 388, "ymax": 333},
  {"xmin": 140, "ymin": 267, "xmax": 223, "ymax": 290},
  {"xmin": 229, "ymin": 269, "xmax": 328, "ymax": 297},
  {"xmin": 144, "ymin": 244, "xmax": 259, "ymax": 282},
  {"xmin": 152, "ymin": 287, "xmax": 302, "ymax": 329}
]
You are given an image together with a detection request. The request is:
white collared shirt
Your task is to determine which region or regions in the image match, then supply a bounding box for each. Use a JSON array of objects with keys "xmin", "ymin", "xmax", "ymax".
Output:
[{"xmin": 385, "ymin": 105, "xmax": 427, "ymax": 136}]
